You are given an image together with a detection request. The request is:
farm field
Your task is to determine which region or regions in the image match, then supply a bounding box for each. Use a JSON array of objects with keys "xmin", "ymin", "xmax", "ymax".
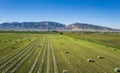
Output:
[
  {"xmin": 64, "ymin": 32, "xmax": 120, "ymax": 49},
  {"xmin": 0, "ymin": 32, "xmax": 120, "ymax": 73}
]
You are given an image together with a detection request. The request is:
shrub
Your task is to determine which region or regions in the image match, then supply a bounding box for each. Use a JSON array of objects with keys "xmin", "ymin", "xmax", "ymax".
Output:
[
  {"xmin": 20, "ymin": 41, "xmax": 23, "ymax": 42},
  {"xmin": 60, "ymin": 32, "xmax": 63, "ymax": 35},
  {"xmin": 11, "ymin": 47, "xmax": 15, "ymax": 49},
  {"xmin": 113, "ymin": 48, "xmax": 116, "ymax": 51},
  {"xmin": 4, "ymin": 41, "xmax": 7, "ymax": 42}
]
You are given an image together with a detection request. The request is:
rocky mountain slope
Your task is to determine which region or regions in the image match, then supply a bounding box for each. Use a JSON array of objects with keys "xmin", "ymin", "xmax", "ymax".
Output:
[{"xmin": 0, "ymin": 21, "xmax": 119, "ymax": 32}]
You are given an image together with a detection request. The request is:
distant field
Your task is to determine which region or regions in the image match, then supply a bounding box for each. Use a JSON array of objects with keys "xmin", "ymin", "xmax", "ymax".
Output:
[
  {"xmin": 0, "ymin": 32, "xmax": 120, "ymax": 73},
  {"xmin": 64, "ymin": 32, "xmax": 120, "ymax": 49}
]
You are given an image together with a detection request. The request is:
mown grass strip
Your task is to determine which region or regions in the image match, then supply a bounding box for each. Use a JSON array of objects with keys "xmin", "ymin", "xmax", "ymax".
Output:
[
  {"xmin": 1, "ymin": 38, "xmax": 39, "ymax": 73},
  {"xmin": 29, "ymin": 39, "xmax": 44, "ymax": 73},
  {"xmin": 46, "ymin": 40, "xmax": 50, "ymax": 73},
  {"xmin": 0, "ymin": 38, "xmax": 38, "ymax": 69},
  {"xmin": 10, "ymin": 40, "xmax": 40, "ymax": 73},
  {"xmin": 37, "ymin": 42, "xmax": 47, "ymax": 73},
  {"xmin": 51, "ymin": 42, "xmax": 58, "ymax": 73}
]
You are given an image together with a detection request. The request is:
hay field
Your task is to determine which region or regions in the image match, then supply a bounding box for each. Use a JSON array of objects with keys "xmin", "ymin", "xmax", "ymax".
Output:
[{"xmin": 0, "ymin": 32, "xmax": 120, "ymax": 73}]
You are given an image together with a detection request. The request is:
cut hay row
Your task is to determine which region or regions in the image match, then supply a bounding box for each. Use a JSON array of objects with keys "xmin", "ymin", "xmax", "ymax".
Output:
[
  {"xmin": 46, "ymin": 41, "xmax": 50, "ymax": 73},
  {"xmin": 0, "ymin": 39, "xmax": 38, "ymax": 65},
  {"xmin": 0, "ymin": 45, "xmax": 29, "ymax": 69},
  {"xmin": 61, "ymin": 35, "xmax": 120, "ymax": 73},
  {"xmin": 0, "ymin": 42, "xmax": 19, "ymax": 56},
  {"xmin": 0, "ymin": 39, "xmax": 38, "ymax": 70},
  {"xmin": 0, "ymin": 49, "xmax": 11, "ymax": 56},
  {"xmin": 37, "ymin": 43, "xmax": 47, "ymax": 73},
  {"xmin": 10, "ymin": 42, "xmax": 39, "ymax": 73},
  {"xmin": 2, "ymin": 40, "xmax": 39, "ymax": 73},
  {"xmin": 0, "ymin": 37, "xmax": 18, "ymax": 46},
  {"xmin": 2, "ymin": 57, "xmax": 23, "ymax": 73},
  {"xmin": 0, "ymin": 36, "xmax": 26, "ymax": 52},
  {"xmin": 55, "ymin": 36, "xmax": 96, "ymax": 73},
  {"xmin": 51, "ymin": 42, "xmax": 58, "ymax": 73},
  {"xmin": 0, "ymin": 40, "xmax": 27, "ymax": 59},
  {"xmin": 29, "ymin": 44, "xmax": 44, "ymax": 73},
  {"xmin": 57, "ymin": 40, "xmax": 79, "ymax": 73}
]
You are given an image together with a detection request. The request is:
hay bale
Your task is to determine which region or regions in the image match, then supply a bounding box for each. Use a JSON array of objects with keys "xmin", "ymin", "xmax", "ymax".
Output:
[
  {"xmin": 114, "ymin": 67, "xmax": 120, "ymax": 72},
  {"xmin": 87, "ymin": 59, "xmax": 94, "ymax": 62},
  {"xmin": 98, "ymin": 56, "xmax": 103, "ymax": 59},
  {"xmin": 64, "ymin": 51, "xmax": 69, "ymax": 54},
  {"xmin": 63, "ymin": 70, "xmax": 68, "ymax": 73}
]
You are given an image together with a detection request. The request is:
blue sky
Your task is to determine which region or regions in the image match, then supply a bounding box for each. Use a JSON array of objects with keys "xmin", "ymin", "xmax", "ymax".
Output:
[{"xmin": 0, "ymin": 0, "xmax": 120, "ymax": 28}]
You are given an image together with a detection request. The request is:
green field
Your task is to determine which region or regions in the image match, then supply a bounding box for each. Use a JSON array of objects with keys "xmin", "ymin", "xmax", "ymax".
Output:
[{"xmin": 0, "ymin": 32, "xmax": 120, "ymax": 73}]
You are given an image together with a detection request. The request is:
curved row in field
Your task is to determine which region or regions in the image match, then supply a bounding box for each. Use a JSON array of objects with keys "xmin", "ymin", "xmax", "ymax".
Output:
[
  {"xmin": 0, "ymin": 33, "xmax": 120, "ymax": 73},
  {"xmin": 0, "ymin": 38, "xmax": 38, "ymax": 67},
  {"xmin": 1, "ymin": 38, "xmax": 41, "ymax": 73},
  {"xmin": 0, "ymin": 34, "xmax": 32, "ymax": 53},
  {"xmin": 10, "ymin": 40, "xmax": 40, "ymax": 73},
  {"xmin": 0, "ymin": 35, "xmax": 37, "ymax": 61}
]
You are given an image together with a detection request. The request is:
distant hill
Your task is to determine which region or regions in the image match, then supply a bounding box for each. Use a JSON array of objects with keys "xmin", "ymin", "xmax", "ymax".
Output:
[
  {"xmin": 0, "ymin": 21, "xmax": 65, "ymax": 31},
  {"xmin": 0, "ymin": 21, "xmax": 119, "ymax": 32},
  {"xmin": 65, "ymin": 23, "xmax": 120, "ymax": 32}
]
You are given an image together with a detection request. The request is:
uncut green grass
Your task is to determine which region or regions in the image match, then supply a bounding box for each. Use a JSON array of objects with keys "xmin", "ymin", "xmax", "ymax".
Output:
[{"xmin": 64, "ymin": 32, "xmax": 120, "ymax": 48}]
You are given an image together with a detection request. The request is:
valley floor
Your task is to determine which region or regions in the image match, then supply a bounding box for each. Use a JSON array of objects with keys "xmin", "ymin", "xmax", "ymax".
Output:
[{"xmin": 0, "ymin": 33, "xmax": 120, "ymax": 73}]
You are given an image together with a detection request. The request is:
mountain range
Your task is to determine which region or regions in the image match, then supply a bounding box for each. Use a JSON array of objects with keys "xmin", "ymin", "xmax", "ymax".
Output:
[{"xmin": 0, "ymin": 21, "xmax": 119, "ymax": 32}]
